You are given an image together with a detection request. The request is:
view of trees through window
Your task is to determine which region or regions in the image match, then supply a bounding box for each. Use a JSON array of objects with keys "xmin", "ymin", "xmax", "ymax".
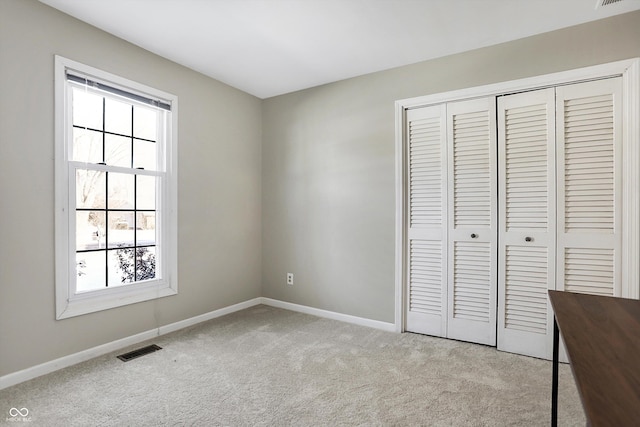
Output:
[{"xmin": 72, "ymin": 86, "xmax": 159, "ymax": 292}]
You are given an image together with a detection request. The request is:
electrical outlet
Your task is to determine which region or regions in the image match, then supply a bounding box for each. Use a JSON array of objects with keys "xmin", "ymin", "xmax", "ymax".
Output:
[{"xmin": 287, "ymin": 273, "xmax": 294, "ymax": 285}]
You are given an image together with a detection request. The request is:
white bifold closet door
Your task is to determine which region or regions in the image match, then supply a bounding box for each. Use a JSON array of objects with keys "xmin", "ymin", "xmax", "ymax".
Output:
[
  {"xmin": 497, "ymin": 78, "xmax": 622, "ymax": 359},
  {"xmin": 446, "ymin": 98, "xmax": 497, "ymax": 345},
  {"xmin": 405, "ymin": 98, "xmax": 496, "ymax": 345},
  {"xmin": 405, "ymin": 104, "xmax": 448, "ymax": 337},
  {"xmin": 556, "ymin": 78, "xmax": 622, "ymax": 298},
  {"xmin": 497, "ymin": 88, "xmax": 557, "ymax": 359}
]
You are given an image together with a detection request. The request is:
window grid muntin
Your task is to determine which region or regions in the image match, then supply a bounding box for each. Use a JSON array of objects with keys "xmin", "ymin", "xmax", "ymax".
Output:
[{"xmin": 72, "ymin": 126, "xmax": 157, "ymax": 145}]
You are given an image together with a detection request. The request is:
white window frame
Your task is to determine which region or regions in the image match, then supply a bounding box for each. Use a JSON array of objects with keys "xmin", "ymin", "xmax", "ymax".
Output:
[{"xmin": 54, "ymin": 56, "xmax": 178, "ymax": 319}]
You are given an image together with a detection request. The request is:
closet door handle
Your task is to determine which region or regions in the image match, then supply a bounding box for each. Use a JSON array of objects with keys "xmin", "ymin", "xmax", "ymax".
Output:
[
  {"xmin": 470, "ymin": 233, "xmax": 478, "ymax": 239},
  {"xmin": 525, "ymin": 236, "xmax": 533, "ymax": 242}
]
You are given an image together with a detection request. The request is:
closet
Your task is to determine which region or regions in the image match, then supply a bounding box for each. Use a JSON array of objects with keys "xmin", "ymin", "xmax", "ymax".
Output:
[{"xmin": 402, "ymin": 75, "xmax": 625, "ymax": 359}]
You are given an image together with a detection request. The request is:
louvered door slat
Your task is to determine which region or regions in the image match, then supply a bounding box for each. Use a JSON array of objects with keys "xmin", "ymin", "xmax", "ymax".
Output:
[
  {"xmin": 409, "ymin": 115, "xmax": 442, "ymax": 227},
  {"xmin": 504, "ymin": 103, "xmax": 549, "ymax": 231},
  {"xmin": 447, "ymin": 98, "xmax": 497, "ymax": 346},
  {"xmin": 562, "ymin": 90, "xmax": 615, "ymax": 233},
  {"xmin": 409, "ymin": 240, "xmax": 442, "ymax": 314},
  {"xmin": 504, "ymin": 246, "xmax": 548, "ymax": 334},
  {"xmin": 565, "ymin": 248, "xmax": 614, "ymax": 296},
  {"xmin": 453, "ymin": 241, "xmax": 491, "ymax": 322}
]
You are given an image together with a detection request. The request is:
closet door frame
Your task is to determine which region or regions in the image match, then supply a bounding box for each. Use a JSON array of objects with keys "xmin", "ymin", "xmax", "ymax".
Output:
[{"xmin": 395, "ymin": 58, "xmax": 640, "ymax": 332}]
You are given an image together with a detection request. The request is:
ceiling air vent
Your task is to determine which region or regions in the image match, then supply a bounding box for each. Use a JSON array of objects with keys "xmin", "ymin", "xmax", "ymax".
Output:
[
  {"xmin": 595, "ymin": 0, "xmax": 624, "ymax": 8},
  {"xmin": 117, "ymin": 344, "xmax": 162, "ymax": 362}
]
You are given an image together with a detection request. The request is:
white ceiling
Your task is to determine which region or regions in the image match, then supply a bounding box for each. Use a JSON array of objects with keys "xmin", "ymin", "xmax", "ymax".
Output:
[{"xmin": 39, "ymin": 0, "xmax": 640, "ymax": 99}]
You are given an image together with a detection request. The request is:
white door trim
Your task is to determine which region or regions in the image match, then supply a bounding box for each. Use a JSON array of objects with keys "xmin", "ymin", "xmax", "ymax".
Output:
[
  {"xmin": 395, "ymin": 58, "xmax": 640, "ymax": 332},
  {"xmin": 622, "ymin": 59, "xmax": 640, "ymax": 299}
]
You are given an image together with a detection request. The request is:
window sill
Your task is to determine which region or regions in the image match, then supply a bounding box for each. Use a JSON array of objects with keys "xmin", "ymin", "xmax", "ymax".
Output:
[{"xmin": 56, "ymin": 280, "xmax": 177, "ymax": 320}]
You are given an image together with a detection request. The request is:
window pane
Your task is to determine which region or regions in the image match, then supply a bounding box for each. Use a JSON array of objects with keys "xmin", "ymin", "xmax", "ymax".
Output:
[
  {"xmin": 76, "ymin": 169, "xmax": 106, "ymax": 209},
  {"xmin": 76, "ymin": 211, "xmax": 105, "ymax": 251},
  {"xmin": 105, "ymin": 134, "xmax": 132, "ymax": 167},
  {"xmin": 134, "ymin": 105, "xmax": 157, "ymax": 141},
  {"xmin": 133, "ymin": 139, "xmax": 156, "ymax": 170},
  {"xmin": 72, "ymin": 128, "xmax": 103, "ymax": 163},
  {"xmin": 107, "ymin": 211, "xmax": 134, "ymax": 249},
  {"xmin": 137, "ymin": 212, "xmax": 156, "ymax": 246},
  {"xmin": 136, "ymin": 175, "xmax": 156, "ymax": 210},
  {"xmin": 72, "ymin": 88, "xmax": 103, "ymax": 130},
  {"xmin": 76, "ymin": 251, "xmax": 106, "ymax": 292},
  {"xmin": 137, "ymin": 246, "xmax": 156, "ymax": 281},
  {"xmin": 104, "ymin": 98, "xmax": 132, "ymax": 136},
  {"xmin": 108, "ymin": 248, "xmax": 136, "ymax": 287},
  {"xmin": 108, "ymin": 172, "xmax": 134, "ymax": 209}
]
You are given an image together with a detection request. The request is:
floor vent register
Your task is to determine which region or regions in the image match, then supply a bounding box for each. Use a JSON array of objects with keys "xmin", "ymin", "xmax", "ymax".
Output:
[{"xmin": 117, "ymin": 344, "xmax": 162, "ymax": 362}]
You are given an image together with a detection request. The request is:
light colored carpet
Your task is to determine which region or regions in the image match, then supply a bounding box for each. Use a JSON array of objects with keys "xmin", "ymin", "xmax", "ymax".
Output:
[{"xmin": 0, "ymin": 305, "xmax": 584, "ymax": 426}]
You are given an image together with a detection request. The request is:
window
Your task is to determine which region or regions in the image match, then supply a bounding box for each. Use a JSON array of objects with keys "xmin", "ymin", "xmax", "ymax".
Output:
[{"xmin": 55, "ymin": 56, "xmax": 178, "ymax": 319}]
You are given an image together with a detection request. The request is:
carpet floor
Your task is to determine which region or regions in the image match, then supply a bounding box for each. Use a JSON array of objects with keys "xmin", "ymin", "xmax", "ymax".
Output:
[{"xmin": 0, "ymin": 305, "xmax": 584, "ymax": 426}]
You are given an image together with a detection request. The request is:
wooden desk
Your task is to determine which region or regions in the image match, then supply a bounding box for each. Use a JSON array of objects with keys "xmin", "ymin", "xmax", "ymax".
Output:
[{"xmin": 548, "ymin": 290, "xmax": 640, "ymax": 426}]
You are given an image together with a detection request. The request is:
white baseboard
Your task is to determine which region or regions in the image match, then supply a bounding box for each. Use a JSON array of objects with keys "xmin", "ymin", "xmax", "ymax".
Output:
[
  {"xmin": 260, "ymin": 298, "xmax": 397, "ymax": 332},
  {"xmin": 158, "ymin": 298, "xmax": 262, "ymax": 335},
  {"xmin": 0, "ymin": 328, "xmax": 159, "ymax": 391},
  {"xmin": 0, "ymin": 298, "xmax": 262, "ymax": 390},
  {"xmin": 0, "ymin": 297, "xmax": 395, "ymax": 390}
]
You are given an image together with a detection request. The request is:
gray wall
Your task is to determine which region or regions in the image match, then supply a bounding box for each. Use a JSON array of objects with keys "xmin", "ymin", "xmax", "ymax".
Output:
[
  {"xmin": 0, "ymin": 0, "xmax": 262, "ymax": 376},
  {"xmin": 261, "ymin": 11, "xmax": 640, "ymax": 323}
]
